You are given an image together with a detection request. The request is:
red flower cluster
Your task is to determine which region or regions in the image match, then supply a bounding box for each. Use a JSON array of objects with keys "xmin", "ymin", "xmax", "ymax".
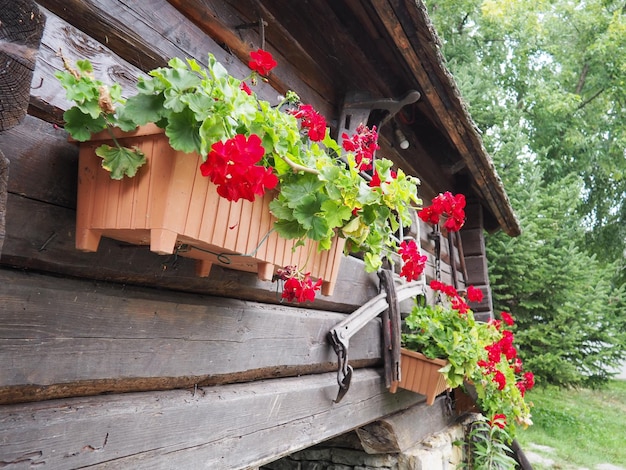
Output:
[
  {"xmin": 200, "ymin": 134, "xmax": 278, "ymax": 202},
  {"xmin": 466, "ymin": 285, "xmax": 484, "ymax": 303},
  {"xmin": 289, "ymin": 104, "xmax": 327, "ymax": 141},
  {"xmin": 489, "ymin": 413, "xmax": 507, "ymax": 429},
  {"xmin": 430, "ymin": 279, "xmax": 459, "ymax": 298},
  {"xmin": 248, "ymin": 49, "xmax": 277, "ymax": 76},
  {"xmin": 479, "ymin": 312, "xmax": 536, "ymax": 397},
  {"xmin": 398, "ymin": 239, "xmax": 427, "ymax": 282},
  {"xmin": 277, "ymin": 265, "xmax": 323, "ymax": 303},
  {"xmin": 429, "ymin": 280, "xmax": 483, "ymax": 315},
  {"xmin": 418, "ymin": 191, "xmax": 466, "ymax": 232},
  {"xmin": 341, "ymin": 124, "xmax": 380, "ymax": 172}
]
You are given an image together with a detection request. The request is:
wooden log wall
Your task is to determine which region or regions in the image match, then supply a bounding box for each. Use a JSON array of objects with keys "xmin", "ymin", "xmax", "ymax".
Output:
[{"xmin": 0, "ymin": 1, "xmax": 490, "ymax": 467}]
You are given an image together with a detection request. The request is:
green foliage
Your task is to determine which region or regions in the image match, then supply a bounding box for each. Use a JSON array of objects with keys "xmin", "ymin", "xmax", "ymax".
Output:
[
  {"xmin": 424, "ymin": 0, "xmax": 626, "ymax": 387},
  {"xmin": 403, "ymin": 298, "xmax": 495, "ymax": 388},
  {"xmin": 487, "ymin": 171, "xmax": 626, "ymax": 387},
  {"xmin": 402, "ymin": 292, "xmax": 533, "ymax": 438},
  {"xmin": 56, "ymin": 54, "xmax": 421, "ymax": 273},
  {"xmin": 457, "ymin": 415, "xmax": 518, "ymax": 470},
  {"xmin": 95, "ymin": 145, "xmax": 146, "ymax": 179}
]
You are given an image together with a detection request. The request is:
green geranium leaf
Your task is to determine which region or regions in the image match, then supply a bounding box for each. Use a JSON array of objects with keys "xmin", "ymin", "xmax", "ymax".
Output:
[
  {"xmin": 273, "ymin": 218, "xmax": 307, "ymax": 240},
  {"xmin": 321, "ymin": 199, "xmax": 352, "ymax": 229},
  {"xmin": 268, "ymin": 199, "xmax": 296, "ymax": 221},
  {"xmin": 55, "ymin": 73, "xmax": 98, "ymax": 111},
  {"xmin": 123, "ymin": 93, "xmax": 166, "ymax": 125},
  {"xmin": 165, "ymin": 108, "xmax": 202, "ymax": 154},
  {"xmin": 279, "ymin": 175, "xmax": 324, "ymax": 208},
  {"xmin": 62, "ymin": 107, "xmax": 107, "ymax": 141},
  {"xmin": 292, "ymin": 194, "xmax": 322, "ymax": 230},
  {"xmin": 363, "ymin": 252, "xmax": 383, "ymax": 272},
  {"xmin": 184, "ymin": 93, "xmax": 217, "ymax": 120},
  {"xmin": 199, "ymin": 116, "xmax": 229, "ymax": 155},
  {"xmin": 95, "ymin": 144, "xmax": 147, "ymax": 179},
  {"xmin": 76, "ymin": 59, "xmax": 94, "ymax": 74}
]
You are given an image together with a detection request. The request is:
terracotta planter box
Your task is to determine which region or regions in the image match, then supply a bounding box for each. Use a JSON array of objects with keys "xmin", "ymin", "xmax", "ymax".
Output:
[
  {"xmin": 389, "ymin": 349, "xmax": 450, "ymax": 405},
  {"xmin": 75, "ymin": 124, "xmax": 345, "ymax": 295}
]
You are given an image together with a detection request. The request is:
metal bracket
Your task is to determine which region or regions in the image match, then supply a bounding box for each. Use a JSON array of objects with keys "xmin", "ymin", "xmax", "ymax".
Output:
[
  {"xmin": 236, "ymin": 17, "xmax": 268, "ymax": 50},
  {"xmin": 327, "ymin": 278, "xmax": 424, "ymax": 402},
  {"xmin": 338, "ymin": 90, "xmax": 421, "ymax": 146}
]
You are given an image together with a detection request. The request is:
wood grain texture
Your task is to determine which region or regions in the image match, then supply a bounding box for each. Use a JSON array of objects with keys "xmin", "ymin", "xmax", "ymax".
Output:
[
  {"xmin": 0, "ymin": 0, "xmax": 46, "ymax": 130},
  {"xmin": 356, "ymin": 395, "xmax": 455, "ymax": 453},
  {"xmin": 0, "ymin": 268, "xmax": 383, "ymax": 404},
  {"xmin": 0, "ymin": 369, "xmax": 423, "ymax": 469},
  {"xmin": 0, "ymin": 150, "xmax": 7, "ymax": 256}
]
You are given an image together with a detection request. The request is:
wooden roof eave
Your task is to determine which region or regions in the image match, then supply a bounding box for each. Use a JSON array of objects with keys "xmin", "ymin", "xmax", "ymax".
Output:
[{"xmin": 372, "ymin": 0, "xmax": 521, "ymax": 237}]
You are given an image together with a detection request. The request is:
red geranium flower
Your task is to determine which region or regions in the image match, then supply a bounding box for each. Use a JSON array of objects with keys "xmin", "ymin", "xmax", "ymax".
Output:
[
  {"xmin": 489, "ymin": 413, "xmax": 507, "ymax": 429},
  {"xmin": 430, "ymin": 280, "xmax": 458, "ymax": 298},
  {"xmin": 281, "ymin": 272, "xmax": 323, "ymax": 303},
  {"xmin": 418, "ymin": 191, "xmax": 466, "ymax": 232},
  {"xmin": 466, "ymin": 285, "xmax": 484, "ymax": 303},
  {"xmin": 501, "ymin": 311, "xmax": 515, "ymax": 326},
  {"xmin": 493, "ymin": 370, "xmax": 507, "ymax": 390},
  {"xmin": 240, "ymin": 81, "xmax": 252, "ymax": 95},
  {"xmin": 369, "ymin": 170, "xmax": 382, "ymax": 188},
  {"xmin": 342, "ymin": 124, "xmax": 379, "ymax": 172},
  {"xmin": 523, "ymin": 371, "xmax": 535, "ymax": 390},
  {"xmin": 290, "ymin": 104, "xmax": 327, "ymax": 141},
  {"xmin": 248, "ymin": 49, "xmax": 277, "ymax": 76},
  {"xmin": 200, "ymin": 134, "xmax": 278, "ymax": 202},
  {"xmin": 398, "ymin": 239, "xmax": 427, "ymax": 282}
]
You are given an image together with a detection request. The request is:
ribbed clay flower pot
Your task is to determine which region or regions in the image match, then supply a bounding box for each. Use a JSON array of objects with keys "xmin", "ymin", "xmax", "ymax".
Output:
[
  {"xmin": 389, "ymin": 349, "xmax": 450, "ymax": 405},
  {"xmin": 74, "ymin": 124, "xmax": 344, "ymax": 295}
]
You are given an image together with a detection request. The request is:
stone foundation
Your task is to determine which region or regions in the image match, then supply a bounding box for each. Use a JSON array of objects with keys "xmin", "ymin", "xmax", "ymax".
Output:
[{"xmin": 262, "ymin": 416, "xmax": 473, "ymax": 470}]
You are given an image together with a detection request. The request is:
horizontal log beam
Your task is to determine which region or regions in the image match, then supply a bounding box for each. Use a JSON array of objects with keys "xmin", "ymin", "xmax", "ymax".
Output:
[
  {"xmin": 0, "ymin": 266, "xmax": 384, "ymax": 404},
  {"xmin": 356, "ymin": 395, "xmax": 456, "ymax": 453},
  {"xmin": 0, "ymin": 370, "xmax": 424, "ymax": 469}
]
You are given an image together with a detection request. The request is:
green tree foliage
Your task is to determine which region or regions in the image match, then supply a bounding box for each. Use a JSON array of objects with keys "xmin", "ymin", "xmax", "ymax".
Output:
[
  {"xmin": 424, "ymin": 0, "xmax": 626, "ymax": 386},
  {"xmin": 486, "ymin": 168, "xmax": 625, "ymax": 387}
]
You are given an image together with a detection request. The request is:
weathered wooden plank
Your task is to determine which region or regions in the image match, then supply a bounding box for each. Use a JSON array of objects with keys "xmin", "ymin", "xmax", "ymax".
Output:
[
  {"xmin": 0, "ymin": 370, "xmax": 424, "ymax": 469},
  {"xmin": 355, "ymin": 395, "xmax": 455, "ymax": 453},
  {"xmin": 0, "ymin": 267, "xmax": 383, "ymax": 404},
  {"xmin": 460, "ymin": 228, "xmax": 485, "ymax": 257},
  {"xmin": 0, "ymin": 150, "xmax": 7, "ymax": 255},
  {"xmin": 30, "ymin": 8, "xmax": 144, "ymax": 117},
  {"xmin": 0, "ymin": 115, "xmax": 77, "ymax": 207}
]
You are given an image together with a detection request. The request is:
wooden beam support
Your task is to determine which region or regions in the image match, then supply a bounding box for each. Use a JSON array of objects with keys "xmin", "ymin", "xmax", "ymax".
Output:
[
  {"xmin": 0, "ymin": 370, "xmax": 423, "ymax": 469},
  {"xmin": 355, "ymin": 395, "xmax": 455, "ymax": 453},
  {"xmin": 0, "ymin": 150, "xmax": 7, "ymax": 256},
  {"xmin": 372, "ymin": 0, "xmax": 520, "ymax": 237}
]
